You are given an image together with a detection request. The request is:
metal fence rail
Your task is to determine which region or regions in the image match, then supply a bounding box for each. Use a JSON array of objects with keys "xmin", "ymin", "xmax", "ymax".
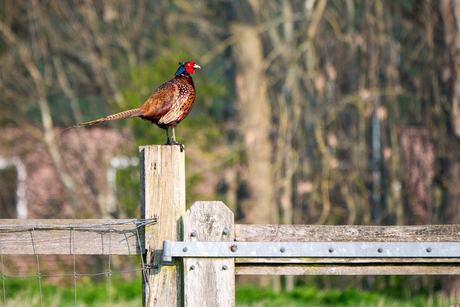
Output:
[{"xmin": 163, "ymin": 241, "xmax": 460, "ymax": 261}]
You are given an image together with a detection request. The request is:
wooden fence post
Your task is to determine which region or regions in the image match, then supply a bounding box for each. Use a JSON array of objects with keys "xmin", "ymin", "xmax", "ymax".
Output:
[
  {"xmin": 183, "ymin": 201, "xmax": 235, "ymax": 307},
  {"xmin": 140, "ymin": 145, "xmax": 186, "ymax": 307}
]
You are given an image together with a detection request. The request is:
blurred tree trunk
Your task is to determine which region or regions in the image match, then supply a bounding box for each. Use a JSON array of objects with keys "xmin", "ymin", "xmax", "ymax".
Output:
[
  {"xmin": 440, "ymin": 0, "xmax": 460, "ymax": 297},
  {"xmin": 447, "ymin": 0, "xmax": 460, "ymax": 138},
  {"xmin": 232, "ymin": 27, "xmax": 277, "ymax": 290},
  {"xmin": 442, "ymin": 138, "xmax": 460, "ymax": 297},
  {"xmin": 232, "ymin": 24, "xmax": 275, "ymax": 226}
]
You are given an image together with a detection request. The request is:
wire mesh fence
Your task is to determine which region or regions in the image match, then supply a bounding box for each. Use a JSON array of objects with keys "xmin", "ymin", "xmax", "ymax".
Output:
[{"xmin": 0, "ymin": 218, "xmax": 157, "ymax": 307}]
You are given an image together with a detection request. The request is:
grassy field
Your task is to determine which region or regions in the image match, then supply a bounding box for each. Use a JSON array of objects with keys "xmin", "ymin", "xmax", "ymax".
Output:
[
  {"xmin": 0, "ymin": 277, "xmax": 455, "ymax": 306},
  {"xmin": 235, "ymin": 285, "xmax": 454, "ymax": 307}
]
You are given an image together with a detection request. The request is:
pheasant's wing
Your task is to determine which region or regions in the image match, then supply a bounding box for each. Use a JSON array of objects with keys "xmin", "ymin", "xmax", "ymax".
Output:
[
  {"xmin": 159, "ymin": 79, "xmax": 193, "ymax": 125},
  {"xmin": 139, "ymin": 81, "xmax": 179, "ymax": 118}
]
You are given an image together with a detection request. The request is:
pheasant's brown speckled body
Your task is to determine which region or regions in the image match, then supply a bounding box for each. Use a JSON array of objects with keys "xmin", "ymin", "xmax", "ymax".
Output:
[
  {"xmin": 71, "ymin": 62, "xmax": 200, "ymax": 149},
  {"xmin": 140, "ymin": 74, "xmax": 196, "ymax": 129}
]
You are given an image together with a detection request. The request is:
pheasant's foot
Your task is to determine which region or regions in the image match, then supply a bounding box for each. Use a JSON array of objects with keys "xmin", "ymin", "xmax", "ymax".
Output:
[{"xmin": 164, "ymin": 140, "xmax": 185, "ymax": 152}]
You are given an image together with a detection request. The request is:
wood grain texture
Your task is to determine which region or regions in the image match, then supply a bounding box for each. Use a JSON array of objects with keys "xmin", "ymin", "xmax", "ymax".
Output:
[
  {"xmin": 140, "ymin": 145, "xmax": 185, "ymax": 307},
  {"xmin": 235, "ymin": 263, "xmax": 460, "ymax": 275},
  {"xmin": 0, "ymin": 219, "xmax": 143, "ymax": 255},
  {"xmin": 235, "ymin": 224, "xmax": 460, "ymax": 242},
  {"xmin": 451, "ymin": 298, "xmax": 460, "ymax": 307},
  {"xmin": 183, "ymin": 201, "xmax": 235, "ymax": 307},
  {"xmin": 235, "ymin": 257, "xmax": 460, "ymax": 264}
]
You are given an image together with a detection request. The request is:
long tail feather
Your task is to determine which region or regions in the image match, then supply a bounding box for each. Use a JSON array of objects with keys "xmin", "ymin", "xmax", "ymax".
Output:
[{"xmin": 68, "ymin": 108, "xmax": 145, "ymax": 129}]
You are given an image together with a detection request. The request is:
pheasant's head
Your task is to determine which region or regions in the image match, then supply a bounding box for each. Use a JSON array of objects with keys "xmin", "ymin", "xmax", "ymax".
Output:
[{"xmin": 176, "ymin": 62, "xmax": 201, "ymax": 76}]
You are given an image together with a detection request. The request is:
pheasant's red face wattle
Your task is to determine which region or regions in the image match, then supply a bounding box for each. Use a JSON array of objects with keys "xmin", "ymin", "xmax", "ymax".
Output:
[{"xmin": 185, "ymin": 62, "xmax": 201, "ymax": 74}]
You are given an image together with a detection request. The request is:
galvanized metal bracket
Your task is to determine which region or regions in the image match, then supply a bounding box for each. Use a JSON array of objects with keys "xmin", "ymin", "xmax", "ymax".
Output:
[{"xmin": 162, "ymin": 241, "xmax": 460, "ymax": 264}]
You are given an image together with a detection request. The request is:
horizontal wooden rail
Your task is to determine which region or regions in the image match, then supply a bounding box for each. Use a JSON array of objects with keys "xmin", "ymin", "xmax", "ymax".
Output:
[
  {"xmin": 235, "ymin": 263, "xmax": 460, "ymax": 275},
  {"xmin": 232, "ymin": 224, "xmax": 460, "ymax": 275},
  {"xmin": 0, "ymin": 219, "xmax": 146, "ymax": 255},
  {"xmin": 235, "ymin": 224, "xmax": 460, "ymax": 242},
  {"xmin": 235, "ymin": 257, "xmax": 460, "ymax": 264}
]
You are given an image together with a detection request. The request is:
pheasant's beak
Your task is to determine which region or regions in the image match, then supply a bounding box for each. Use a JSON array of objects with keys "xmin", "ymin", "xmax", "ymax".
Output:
[{"xmin": 193, "ymin": 64, "xmax": 201, "ymax": 69}]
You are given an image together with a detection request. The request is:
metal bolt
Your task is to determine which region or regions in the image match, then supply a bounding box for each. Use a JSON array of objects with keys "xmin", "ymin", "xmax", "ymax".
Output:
[
  {"xmin": 378, "ymin": 248, "xmax": 383, "ymax": 253},
  {"xmin": 328, "ymin": 247, "xmax": 334, "ymax": 253},
  {"xmin": 222, "ymin": 265, "xmax": 228, "ymax": 270},
  {"xmin": 426, "ymin": 247, "xmax": 432, "ymax": 253},
  {"xmin": 223, "ymin": 228, "xmax": 229, "ymax": 235},
  {"xmin": 190, "ymin": 265, "xmax": 195, "ymax": 270},
  {"xmin": 183, "ymin": 247, "xmax": 188, "ymax": 252},
  {"xmin": 230, "ymin": 244, "xmax": 238, "ymax": 252},
  {"xmin": 190, "ymin": 231, "xmax": 197, "ymax": 237},
  {"xmin": 280, "ymin": 247, "xmax": 286, "ymax": 253}
]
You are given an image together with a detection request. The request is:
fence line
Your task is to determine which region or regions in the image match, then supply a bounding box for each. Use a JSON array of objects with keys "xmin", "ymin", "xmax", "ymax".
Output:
[
  {"xmin": 0, "ymin": 217, "xmax": 157, "ymax": 306},
  {"xmin": 1, "ymin": 145, "xmax": 459, "ymax": 307},
  {"xmin": 0, "ymin": 218, "xmax": 156, "ymax": 255}
]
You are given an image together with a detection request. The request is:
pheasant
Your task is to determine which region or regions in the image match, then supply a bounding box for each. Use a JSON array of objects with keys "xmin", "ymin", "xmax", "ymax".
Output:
[{"xmin": 71, "ymin": 61, "xmax": 201, "ymax": 149}]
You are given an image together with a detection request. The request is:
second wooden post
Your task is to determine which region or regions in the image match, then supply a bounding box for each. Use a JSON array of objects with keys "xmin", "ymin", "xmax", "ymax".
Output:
[{"xmin": 183, "ymin": 201, "xmax": 235, "ymax": 307}]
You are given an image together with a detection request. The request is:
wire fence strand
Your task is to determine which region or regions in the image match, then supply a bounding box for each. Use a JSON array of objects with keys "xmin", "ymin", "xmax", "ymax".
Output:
[
  {"xmin": 0, "ymin": 235, "xmax": 5, "ymax": 307},
  {"xmin": 0, "ymin": 218, "xmax": 157, "ymax": 306},
  {"xmin": 72, "ymin": 227, "xmax": 77, "ymax": 307},
  {"xmin": 0, "ymin": 218, "xmax": 157, "ymax": 231},
  {"xmin": 32, "ymin": 228, "xmax": 43, "ymax": 307},
  {"xmin": 135, "ymin": 222, "xmax": 151, "ymax": 306},
  {"xmin": 108, "ymin": 223, "xmax": 112, "ymax": 307}
]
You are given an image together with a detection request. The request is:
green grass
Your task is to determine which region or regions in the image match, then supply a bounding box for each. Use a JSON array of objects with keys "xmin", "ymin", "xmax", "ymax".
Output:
[
  {"xmin": 0, "ymin": 276, "xmax": 141, "ymax": 306},
  {"xmin": 235, "ymin": 285, "xmax": 453, "ymax": 307},
  {"xmin": 0, "ymin": 277, "xmax": 454, "ymax": 306}
]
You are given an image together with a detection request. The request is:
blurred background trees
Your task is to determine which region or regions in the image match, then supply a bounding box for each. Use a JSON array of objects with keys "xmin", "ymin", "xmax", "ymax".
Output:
[{"xmin": 1, "ymin": 0, "xmax": 460, "ymax": 300}]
